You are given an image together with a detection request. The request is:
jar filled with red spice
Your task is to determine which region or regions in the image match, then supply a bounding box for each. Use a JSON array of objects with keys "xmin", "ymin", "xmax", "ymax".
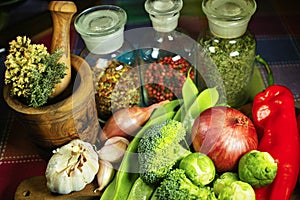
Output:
[{"xmin": 136, "ymin": 0, "xmax": 204, "ymax": 106}]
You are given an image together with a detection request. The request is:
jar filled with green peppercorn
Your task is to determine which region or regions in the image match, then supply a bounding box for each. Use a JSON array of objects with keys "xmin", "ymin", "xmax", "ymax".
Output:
[{"xmin": 198, "ymin": 0, "xmax": 257, "ymax": 107}]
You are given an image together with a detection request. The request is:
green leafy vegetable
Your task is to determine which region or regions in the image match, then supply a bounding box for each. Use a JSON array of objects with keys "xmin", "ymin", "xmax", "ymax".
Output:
[
  {"xmin": 153, "ymin": 169, "xmax": 217, "ymax": 200},
  {"xmin": 182, "ymin": 87, "xmax": 219, "ymax": 133},
  {"xmin": 238, "ymin": 150, "xmax": 278, "ymax": 188},
  {"xmin": 182, "ymin": 69, "xmax": 199, "ymax": 111},
  {"xmin": 213, "ymin": 172, "xmax": 239, "ymax": 196},
  {"xmin": 137, "ymin": 119, "xmax": 191, "ymax": 185},
  {"xmin": 179, "ymin": 152, "xmax": 216, "ymax": 187},
  {"xmin": 218, "ymin": 181, "xmax": 255, "ymax": 200}
]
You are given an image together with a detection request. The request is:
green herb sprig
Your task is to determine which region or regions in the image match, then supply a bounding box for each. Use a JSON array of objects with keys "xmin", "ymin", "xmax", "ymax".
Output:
[{"xmin": 4, "ymin": 36, "xmax": 67, "ymax": 107}]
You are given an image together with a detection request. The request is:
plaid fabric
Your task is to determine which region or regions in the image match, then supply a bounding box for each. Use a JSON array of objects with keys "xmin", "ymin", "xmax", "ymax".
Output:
[
  {"xmin": 0, "ymin": 0, "xmax": 299, "ymax": 199},
  {"xmin": 251, "ymin": 0, "xmax": 300, "ymax": 101}
]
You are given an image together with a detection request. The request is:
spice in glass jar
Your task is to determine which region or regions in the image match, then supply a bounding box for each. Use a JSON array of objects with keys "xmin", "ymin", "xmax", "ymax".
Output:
[
  {"xmin": 95, "ymin": 59, "xmax": 141, "ymax": 121},
  {"xmin": 198, "ymin": 0, "xmax": 257, "ymax": 107},
  {"xmin": 142, "ymin": 55, "xmax": 194, "ymax": 105},
  {"xmin": 199, "ymin": 31, "xmax": 256, "ymax": 106}
]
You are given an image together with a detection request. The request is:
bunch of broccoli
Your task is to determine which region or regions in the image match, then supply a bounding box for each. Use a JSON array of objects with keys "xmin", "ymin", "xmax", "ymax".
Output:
[
  {"xmin": 154, "ymin": 169, "xmax": 217, "ymax": 200},
  {"xmin": 137, "ymin": 119, "xmax": 217, "ymax": 199},
  {"xmin": 137, "ymin": 119, "xmax": 191, "ymax": 185}
]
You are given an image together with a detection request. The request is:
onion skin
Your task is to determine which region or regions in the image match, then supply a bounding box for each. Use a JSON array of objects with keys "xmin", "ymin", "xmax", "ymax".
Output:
[
  {"xmin": 100, "ymin": 100, "xmax": 169, "ymax": 141},
  {"xmin": 191, "ymin": 106, "xmax": 258, "ymax": 172}
]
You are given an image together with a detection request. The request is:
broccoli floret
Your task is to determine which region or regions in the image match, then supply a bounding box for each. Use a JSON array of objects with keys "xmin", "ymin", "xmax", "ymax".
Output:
[
  {"xmin": 137, "ymin": 119, "xmax": 191, "ymax": 185},
  {"xmin": 154, "ymin": 169, "xmax": 217, "ymax": 200}
]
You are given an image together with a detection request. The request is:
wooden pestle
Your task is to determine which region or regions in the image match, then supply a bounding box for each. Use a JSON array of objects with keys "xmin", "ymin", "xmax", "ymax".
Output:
[{"xmin": 48, "ymin": 1, "xmax": 77, "ymax": 98}]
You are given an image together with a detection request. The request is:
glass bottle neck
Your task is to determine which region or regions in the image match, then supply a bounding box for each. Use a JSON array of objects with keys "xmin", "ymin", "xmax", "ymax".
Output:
[
  {"xmin": 150, "ymin": 11, "xmax": 180, "ymax": 33},
  {"xmin": 154, "ymin": 29, "xmax": 178, "ymax": 44}
]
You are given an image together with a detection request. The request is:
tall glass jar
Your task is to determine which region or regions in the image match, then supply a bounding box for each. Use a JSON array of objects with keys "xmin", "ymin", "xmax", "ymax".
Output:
[
  {"xmin": 74, "ymin": 5, "xmax": 140, "ymax": 121},
  {"xmin": 198, "ymin": 0, "xmax": 257, "ymax": 107},
  {"xmin": 137, "ymin": 0, "xmax": 201, "ymax": 106}
]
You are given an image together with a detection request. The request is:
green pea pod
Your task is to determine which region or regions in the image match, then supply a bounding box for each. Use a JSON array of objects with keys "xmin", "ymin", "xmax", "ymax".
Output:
[
  {"xmin": 173, "ymin": 106, "xmax": 182, "ymax": 122},
  {"xmin": 100, "ymin": 102, "xmax": 178, "ymax": 200},
  {"xmin": 127, "ymin": 177, "xmax": 155, "ymax": 200},
  {"xmin": 150, "ymin": 99, "xmax": 181, "ymax": 119},
  {"xmin": 100, "ymin": 175, "xmax": 117, "ymax": 200},
  {"xmin": 195, "ymin": 87, "xmax": 219, "ymax": 115},
  {"xmin": 150, "ymin": 189, "xmax": 158, "ymax": 200},
  {"xmin": 182, "ymin": 87, "xmax": 219, "ymax": 133},
  {"xmin": 182, "ymin": 71, "xmax": 199, "ymax": 111},
  {"xmin": 174, "ymin": 74, "xmax": 198, "ymax": 122}
]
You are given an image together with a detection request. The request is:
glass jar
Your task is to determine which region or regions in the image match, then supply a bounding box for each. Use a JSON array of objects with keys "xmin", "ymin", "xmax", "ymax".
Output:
[
  {"xmin": 198, "ymin": 0, "xmax": 257, "ymax": 107},
  {"xmin": 74, "ymin": 5, "xmax": 140, "ymax": 121},
  {"xmin": 74, "ymin": 5, "xmax": 135, "ymax": 66},
  {"xmin": 137, "ymin": 0, "xmax": 201, "ymax": 106}
]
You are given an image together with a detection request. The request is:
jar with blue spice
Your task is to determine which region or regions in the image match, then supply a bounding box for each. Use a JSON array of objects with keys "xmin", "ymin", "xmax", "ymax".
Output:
[{"xmin": 198, "ymin": 0, "xmax": 257, "ymax": 107}]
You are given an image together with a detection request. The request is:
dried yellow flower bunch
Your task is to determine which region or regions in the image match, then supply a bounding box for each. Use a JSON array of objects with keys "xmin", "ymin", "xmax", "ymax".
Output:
[{"xmin": 4, "ymin": 36, "xmax": 67, "ymax": 107}]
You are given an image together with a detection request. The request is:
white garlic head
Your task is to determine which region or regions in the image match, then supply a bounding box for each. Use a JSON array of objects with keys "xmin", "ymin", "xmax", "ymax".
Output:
[{"xmin": 45, "ymin": 139, "xmax": 99, "ymax": 194}]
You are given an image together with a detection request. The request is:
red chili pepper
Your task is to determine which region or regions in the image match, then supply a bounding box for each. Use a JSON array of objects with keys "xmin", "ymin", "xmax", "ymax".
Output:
[
  {"xmin": 298, "ymin": 113, "xmax": 300, "ymax": 185},
  {"xmin": 252, "ymin": 85, "xmax": 300, "ymax": 200}
]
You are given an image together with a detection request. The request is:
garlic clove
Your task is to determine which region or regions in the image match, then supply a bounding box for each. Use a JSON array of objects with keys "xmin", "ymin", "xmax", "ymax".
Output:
[
  {"xmin": 97, "ymin": 137, "xmax": 129, "ymax": 163},
  {"xmin": 47, "ymin": 172, "xmax": 73, "ymax": 194},
  {"xmin": 70, "ymin": 168, "xmax": 86, "ymax": 191},
  {"xmin": 94, "ymin": 160, "xmax": 115, "ymax": 192},
  {"xmin": 104, "ymin": 136, "xmax": 129, "ymax": 146}
]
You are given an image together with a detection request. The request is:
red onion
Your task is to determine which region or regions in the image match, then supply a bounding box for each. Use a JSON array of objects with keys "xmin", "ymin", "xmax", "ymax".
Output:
[
  {"xmin": 100, "ymin": 100, "xmax": 169, "ymax": 141},
  {"xmin": 191, "ymin": 106, "xmax": 258, "ymax": 172}
]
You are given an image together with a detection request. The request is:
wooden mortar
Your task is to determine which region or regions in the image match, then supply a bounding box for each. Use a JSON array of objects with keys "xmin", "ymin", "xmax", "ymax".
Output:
[{"xmin": 3, "ymin": 1, "xmax": 100, "ymax": 150}]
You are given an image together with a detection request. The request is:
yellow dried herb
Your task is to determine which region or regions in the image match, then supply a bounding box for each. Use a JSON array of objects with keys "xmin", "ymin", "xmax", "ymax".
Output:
[{"xmin": 4, "ymin": 36, "xmax": 67, "ymax": 107}]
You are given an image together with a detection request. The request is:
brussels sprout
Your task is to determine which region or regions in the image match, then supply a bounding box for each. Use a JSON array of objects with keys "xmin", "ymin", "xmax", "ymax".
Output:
[
  {"xmin": 179, "ymin": 152, "xmax": 216, "ymax": 186},
  {"xmin": 218, "ymin": 181, "xmax": 255, "ymax": 200},
  {"xmin": 238, "ymin": 150, "xmax": 277, "ymax": 188},
  {"xmin": 213, "ymin": 172, "xmax": 239, "ymax": 196}
]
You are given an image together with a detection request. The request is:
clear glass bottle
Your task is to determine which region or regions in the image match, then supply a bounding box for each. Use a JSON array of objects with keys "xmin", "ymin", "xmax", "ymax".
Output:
[
  {"xmin": 138, "ymin": 0, "xmax": 201, "ymax": 106},
  {"xmin": 198, "ymin": 0, "xmax": 257, "ymax": 107},
  {"xmin": 74, "ymin": 5, "xmax": 140, "ymax": 121}
]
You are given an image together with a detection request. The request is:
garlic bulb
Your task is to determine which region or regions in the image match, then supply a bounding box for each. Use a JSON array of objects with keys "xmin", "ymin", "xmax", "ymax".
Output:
[{"xmin": 45, "ymin": 139, "xmax": 99, "ymax": 194}]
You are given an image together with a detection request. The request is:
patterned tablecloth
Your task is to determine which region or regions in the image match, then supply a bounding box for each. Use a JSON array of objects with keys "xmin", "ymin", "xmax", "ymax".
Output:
[{"xmin": 0, "ymin": 0, "xmax": 300, "ymax": 199}]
